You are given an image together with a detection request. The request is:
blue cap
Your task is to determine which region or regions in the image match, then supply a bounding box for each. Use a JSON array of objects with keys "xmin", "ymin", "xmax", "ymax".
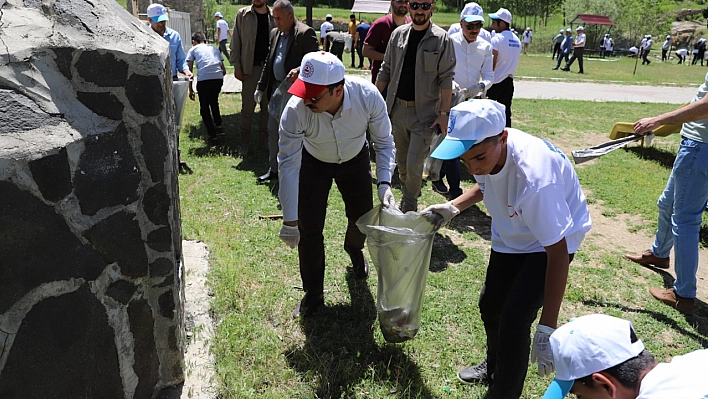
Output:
[
  {"xmin": 542, "ymin": 379, "xmax": 574, "ymax": 399},
  {"xmin": 430, "ymin": 99, "xmax": 506, "ymax": 160}
]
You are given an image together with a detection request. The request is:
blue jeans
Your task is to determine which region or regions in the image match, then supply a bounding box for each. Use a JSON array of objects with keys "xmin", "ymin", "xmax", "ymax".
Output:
[{"xmin": 651, "ymin": 137, "xmax": 708, "ymax": 298}]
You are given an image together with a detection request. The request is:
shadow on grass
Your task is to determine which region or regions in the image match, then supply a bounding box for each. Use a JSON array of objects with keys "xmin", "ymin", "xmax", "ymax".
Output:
[
  {"xmin": 581, "ymin": 297, "xmax": 708, "ymax": 349},
  {"xmin": 625, "ymin": 146, "xmax": 676, "ymax": 170},
  {"xmin": 430, "ymin": 234, "xmax": 467, "ymax": 272},
  {"xmin": 285, "ymin": 272, "xmax": 434, "ymax": 398},
  {"xmin": 449, "ymin": 204, "xmax": 492, "ymax": 241}
]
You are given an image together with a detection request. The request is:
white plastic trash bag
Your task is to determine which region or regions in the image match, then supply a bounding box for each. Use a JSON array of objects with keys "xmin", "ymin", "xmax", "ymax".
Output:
[
  {"xmin": 343, "ymin": 33, "xmax": 353, "ymax": 53},
  {"xmin": 422, "ymin": 132, "xmax": 446, "ymax": 181},
  {"xmin": 172, "ymin": 80, "xmax": 190, "ymax": 132},
  {"xmin": 356, "ymin": 205, "xmax": 438, "ymax": 343}
]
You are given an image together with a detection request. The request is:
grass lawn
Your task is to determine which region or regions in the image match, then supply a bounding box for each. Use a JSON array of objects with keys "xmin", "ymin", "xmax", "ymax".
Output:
[{"xmin": 178, "ymin": 93, "xmax": 708, "ymax": 399}]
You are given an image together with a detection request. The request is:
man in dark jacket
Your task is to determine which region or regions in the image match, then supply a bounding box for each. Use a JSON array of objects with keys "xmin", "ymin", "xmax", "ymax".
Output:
[{"xmin": 255, "ymin": 0, "xmax": 318, "ymax": 183}]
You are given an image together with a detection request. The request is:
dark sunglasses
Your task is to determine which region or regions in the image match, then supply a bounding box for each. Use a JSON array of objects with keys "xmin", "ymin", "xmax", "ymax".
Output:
[
  {"xmin": 309, "ymin": 89, "xmax": 329, "ymax": 104},
  {"xmin": 409, "ymin": 2, "xmax": 432, "ymax": 10},
  {"xmin": 465, "ymin": 22, "xmax": 483, "ymax": 30}
]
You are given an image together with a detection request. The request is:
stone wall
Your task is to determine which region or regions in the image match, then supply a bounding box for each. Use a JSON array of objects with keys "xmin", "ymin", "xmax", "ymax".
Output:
[{"xmin": 0, "ymin": 0, "xmax": 184, "ymax": 398}]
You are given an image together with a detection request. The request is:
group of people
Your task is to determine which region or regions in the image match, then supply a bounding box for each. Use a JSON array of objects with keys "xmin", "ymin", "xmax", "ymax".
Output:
[
  {"xmin": 551, "ymin": 26, "xmax": 586, "ymax": 73},
  {"xmin": 149, "ymin": 2, "xmax": 707, "ymax": 398}
]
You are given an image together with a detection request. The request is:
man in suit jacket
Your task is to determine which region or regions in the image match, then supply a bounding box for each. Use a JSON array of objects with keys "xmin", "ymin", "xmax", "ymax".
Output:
[{"xmin": 255, "ymin": 0, "xmax": 318, "ymax": 183}]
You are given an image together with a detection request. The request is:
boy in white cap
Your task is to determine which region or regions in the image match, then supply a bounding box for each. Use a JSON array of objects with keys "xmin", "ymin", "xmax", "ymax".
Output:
[
  {"xmin": 541, "ymin": 314, "xmax": 708, "ymax": 399},
  {"xmin": 447, "ymin": 2, "xmax": 492, "ymax": 43},
  {"xmin": 320, "ymin": 14, "xmax": 334, "ymax": 46},
  {"xmin": 214, "ymin": 11, "xmax": 231, "ymax": 61},
  {"xmin": 422, "ymin": 99, "xmax": 591, "ymax": 398},
  {"xmin": 487, "ymin": 8, "xmax": 521, "ymax": 127},
  {"xmin": 278, "ymin": 52, "xmax": 396, "ymax": 318},
  {"xmin": 561, "ymin": 26, "xmax": 585, "ymax": 73}
]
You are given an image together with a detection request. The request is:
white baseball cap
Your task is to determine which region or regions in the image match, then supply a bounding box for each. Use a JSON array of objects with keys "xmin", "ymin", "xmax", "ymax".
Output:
[
  {"xmin": 430, "ymin": 99, "xmax": 506, "ymax": 160},
  {"xmin": 147, "ymin": 3, "xmax": 169, "ymax": 23},
  {"xmin": 565, "ymin": 28, "xmax": 572, "ymax": 32},
  {"xmin": 214, "ymin": 11, "xmax": 224, "ymax": 18},
  {"xmin": 326, "ymin": 14, "xmax": 333, "ymax": 19},
  {"xmin": 559, "ymin": 29, "xmax": 564, "ymax": 33},
  {"xmin": 488, "ymin": 8, "xmax": 512, "ymax": 24},
  {"xmin": 541, "ymin": 314, "xmax": 645, "ymax": 399},
  {"xmin": 460, "ymin": 2, "xmax": 484, "ymax": 23},
  {"xmin": 576, "ymin": 26, "xmax": 584, "ymax": 31},
  {"xmin": 288, "ymin": 51, "xmax": 345, "ymax": 99},
  {"xmin": 666, "ymin": 35, "xmax": 671, "ymax": 39}
]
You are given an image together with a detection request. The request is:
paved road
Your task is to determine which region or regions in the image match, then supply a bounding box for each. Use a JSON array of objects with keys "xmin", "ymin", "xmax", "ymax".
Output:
[{"xmin": 222, "ymin": 74, "xmax": 697, "ymax": 104}]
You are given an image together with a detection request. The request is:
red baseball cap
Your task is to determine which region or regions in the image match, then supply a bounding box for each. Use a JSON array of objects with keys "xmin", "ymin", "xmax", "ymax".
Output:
[{"xmin": 288, "ymin": 51, "xmax": 345, "ymax": 99}]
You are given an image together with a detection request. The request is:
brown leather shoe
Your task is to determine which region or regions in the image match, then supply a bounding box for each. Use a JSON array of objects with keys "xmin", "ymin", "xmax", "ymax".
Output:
[
  {"xmin": 649, "ymin": 287, "xmax": 695, "ymax": 311},
  {"xmin": 623, "ymin": 250, "xmax": 670, "ymax": 269}
]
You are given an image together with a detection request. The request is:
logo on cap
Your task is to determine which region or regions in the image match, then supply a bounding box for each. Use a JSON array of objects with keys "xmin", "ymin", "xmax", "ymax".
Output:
[{"xmin": 302, "ymin": 61, "xmax": 315, "ymax": 78}]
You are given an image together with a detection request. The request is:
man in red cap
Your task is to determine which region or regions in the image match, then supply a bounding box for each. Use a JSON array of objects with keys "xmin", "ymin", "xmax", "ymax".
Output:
[{"xmin": 277, "ymin": 51, "xmax": 397, "ymax": 318}]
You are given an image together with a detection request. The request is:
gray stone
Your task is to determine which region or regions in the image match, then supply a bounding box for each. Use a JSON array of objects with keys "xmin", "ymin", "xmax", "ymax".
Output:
[
  {"xmin": 74, "ymin": 124, "xmax": 141, "ymax": 216},
  {"xmin": 28, "ymin": 147, "xmax": 72, "ymax": 202},
  {"xmin": 83, "ymin": 211, "xmax": 149, "ymax": 278},
  {"xmin": 76, "ymin": 51, "xmax": 129, "ymax": 87},
  {"xmin": 52, "ymin": 47, "xmax": 74, "ymax": 80},
  {"xmin": 143, "ymin": 183, "xmax": 170, "ymax": 226},
  {"xmin": 158, "ymin": 291, "xmax": 175, "ymax": 319},
  {"xmin": 128, "ymin": 299, "xmax": 160, "ymax": 399},
  {"xmin": 148, "ymin": 226, "xmax": 173, "ymax": 252},
  {"xmin": 0, "ymin": 89, "xmax": 62, "ymax": 134},
  {"xmin": 150, "ymin": 258, "xmax": 174, "ymax": 278},
  {"xmin": 76, "ymin": 91, "xmax": 124, "ymax": 120},
  {"xmin": 0, "ymin": 285, "xmax": 124, "ymax": 399},
  {"xmin": 0, "ymin": 182, "xmax": 106, "ymax": 314},
  {"xmin": 105, "ymin": 280, "xmax": 138, "ymax": 305}
]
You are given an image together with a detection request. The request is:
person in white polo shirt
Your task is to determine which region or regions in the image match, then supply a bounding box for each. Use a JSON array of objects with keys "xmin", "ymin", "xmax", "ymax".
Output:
[
  {"xmin": 421, "ymin": 99, "xmax": 592, "ymax": 398},
  {"xmin": 214, "ymin": 12, "xmax": 231, "ymax": 61},
  {"xmin": 447, "ymin": 2, "xmax": 492, "ymax": 43},
  {"xmin": 541, "ymin": 314, "xmax": 708, "ymax": 399},
  {"xmin": 278, "ymin": 51, "xmax": 396, "ymax": 318},
  {"xmin": 319, "ymin": 14, "xmax": 334, "ymax": 46},
  {"xmin": 487, "ymin": 8, "xmax": 521, "ymax": 127},
  {"xmin": 561, "ymin": 26, "xmax": 585, "ymax": 74}
]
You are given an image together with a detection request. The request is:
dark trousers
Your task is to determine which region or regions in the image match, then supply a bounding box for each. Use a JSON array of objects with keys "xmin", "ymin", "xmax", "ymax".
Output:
[
  {"xmin": 480, "ymin": 250, "xmax": 574, "ymax": 399},
  {"xmin": 330, "ymin": 41, "xmax": 345, "ymax": 61},
  {"xmin": 439, "ymin": 159, "xmax": 462, "ymax": 198},
  {"xmin": 565, "ymin": 47, "xmax": 584, "ymax": 73},
  {"xmin": 641, "ymin": 49, "xmax": 651, "ymax": 64},
  {"xmin": 692, "ymin": 51, "xmax": 704, "ymax": 66},
  {"xmin": 551, "ymin": 42, "xmax": 561, "ymax": 59},
  {"xmin": 218, "ymin": 39, "xmax": 229, "ymax": 62},
  {"xmin": 662, "ymin": 49, "xmax": 668, "ymax": 61},
  {"xmin": 196, "ymin": 79, "xmax": 223, "ymax": 137},
  {"xmin": 486, "ymin": 77, "xmax": 514, "ymax": 127},
  {"xmin": 554, "ymin": 51, "xmax": 569, "ymax": 68},
  {"xmin": 298, "ymin": 144, "xmax": 373, "ymax": 295},
  {"xmin": 355, "ymin": 40, "xmax": 365, "ymax": 68}
]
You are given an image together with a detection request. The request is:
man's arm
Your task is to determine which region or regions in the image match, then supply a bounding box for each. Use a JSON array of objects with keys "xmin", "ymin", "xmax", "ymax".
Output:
[
  {"xmin": 538, "ymin": 238, "xmax": 569, "ymax": 329},
  {"xmin": 362, "ymin": 23, "xmax": 385, "ymax": 60},
  {"xmin": 367, "ymin": 89, "xmax": 396, "ymax": 184},
  {"xmin": 634, "ymin": 95, "xmax": 708, "ymax": 134},
  {"xmin": 278, "ymin": 103, "xmax": 305, "ymax": 225},
  {"xmin": 492, "ymin": 49, "xmax": 498, "ymax": 70},
  {"xmin": 304, "ymin": 26, "xmax": 320, "ymax": 53},
  {"xmin": 175, "ymin": 40, "xmax": 192, "ymax": 78},
  {"xmin": 362, "ymin": 44, "xmax": 384, "ymax": 61},
  {"xmin": 216, "ymin": 27, "xmax": 222, "ymax": 42}
]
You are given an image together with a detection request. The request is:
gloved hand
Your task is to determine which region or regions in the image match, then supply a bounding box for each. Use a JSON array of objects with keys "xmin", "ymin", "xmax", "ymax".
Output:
[
  {"xmin": 279, "ymin": 224, "xmax": 300, "ymax": 248},
  {"xmin": 377, "ymin": 185, "xmax": 396, "ymax": 208},
  {"xmin": 421, "ymin": 201, "xmax": 460, "ymax": 228},
  {"xmin": 531, "ymin": 324, "xmax": 556, "ymax": 377},
  {"xmin": 254, "ymin": 89, "xmax": 264, "ymax": 104},
  {"xmin": 452, "ymin": 80, "xmax": 461, "ymax": 93}
]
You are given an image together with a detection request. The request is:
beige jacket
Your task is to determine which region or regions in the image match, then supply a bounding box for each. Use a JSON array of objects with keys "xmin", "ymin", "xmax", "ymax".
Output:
[
  {"xmin": 230, "ymin": 5, "xmax": 275, "ymax": 75},
  {"xmin": 377, "ymin": 22, "xmax": 455, "ymax": 124}
]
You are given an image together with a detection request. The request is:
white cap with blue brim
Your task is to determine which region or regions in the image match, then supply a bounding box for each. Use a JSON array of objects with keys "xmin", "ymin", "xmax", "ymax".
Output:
[
  {"xmin": 542, "ymin": 314, "xmax": 645, "ymax": 399},
  {"xmin": 430, "ymin": 99, "xmax": 506, "ymax": 160}
]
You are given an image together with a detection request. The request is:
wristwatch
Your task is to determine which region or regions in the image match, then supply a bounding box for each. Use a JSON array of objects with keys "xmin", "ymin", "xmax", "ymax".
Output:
[
  {"xmin": 376, "ymin": 181, "xmax": 391, "ymax": 188},
  {"xmin": 440, "ymin": 110, "xmax": 451, "ymax": 117}
]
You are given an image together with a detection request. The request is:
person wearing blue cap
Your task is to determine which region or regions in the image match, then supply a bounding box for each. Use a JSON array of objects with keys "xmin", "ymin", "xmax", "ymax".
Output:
[
  {"xmin": 421, "ymin": 99, "xmax": 592, "ymax": 398},
  {"xmin": 541, "ymin": 314, "xmax": 708, "ymax": 399},
  {"xmin": 147, "ymin": 4, "xmax": 192, "ymax": 81}
]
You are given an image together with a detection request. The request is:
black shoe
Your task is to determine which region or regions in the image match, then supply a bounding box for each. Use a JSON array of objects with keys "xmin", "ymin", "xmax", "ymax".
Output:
[
  {"xmin": 207, "ymin": 136, "xmax": 219, "ymax": 146},
  {"xmin": 432, "ymin": 180, "xmax": 449, "ymax": 195},
  {"xmin": 257, "ymin": 170, "xmax": 278, "ymax": 183},
  {"xmin": 560, "ymin": 67, "xmax": 570, "ymax": 71},
  {"xmin": 578, "ymin": 71, "xmax": 584, "ymax": 74},
  {"xmin": 457, "ymin": 360, "xmax": 491, "ymax": 385},
  {"xmin": 216, "ymin": 126, "xmax": 227, "ymax": 136},
  {"xmin": 292, "ymin": 292, "xmax": 324, "ymax": 319},
  {"xmin": 349, "ymin": 250, "xmax": 369, "ymax": 279},
  {"xmin": 447, "ymin": 188, "xmax": 464, "ymax": 200},
  {"xmin": 552, "ymin": 67, "xmax": 559, "ymax": 70}
]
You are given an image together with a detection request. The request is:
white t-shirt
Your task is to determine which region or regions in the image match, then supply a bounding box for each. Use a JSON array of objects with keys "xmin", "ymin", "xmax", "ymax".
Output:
[
  {"xmin": 637, "ymin": 349, "xmax": 708, "ymax": 399},
  {"xmin": 320, "ymin": 21, "xmax": 334, "ymax": 39},
  {"xmin": 523, "ymin": 30, "xmax": 532, "ymax": 43},
  {"xmin": 490, "ymin": 30, "xmax": 521, "ymax": 84},
  {"xmin": 186, "ymin": 43, "xmax": 224, "ymax": 81},
  {"xmin": 448, "ymin": 23, "xmax": 492, "ymax": 43},
  {"xmin": 676, "ymin": 48, "xmax": 688, "ymax": 56},
  {"xmin": 216, "ymin": 19, "xmax": 229, "ymax": 42},
  {"xmin": 450, "ymin": 31, "xmax": 494, "ymax": 91},
  {"xmin": 603, "ymin": 38, "xmax": 614, "ymax": 51},
  {"xmin": 474, "ymin": 129, "xmax": 592, "ymax": 254}
]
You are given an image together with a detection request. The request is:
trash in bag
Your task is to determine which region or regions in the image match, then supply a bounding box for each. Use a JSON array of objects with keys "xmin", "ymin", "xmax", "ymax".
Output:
[
  {"xmin": 356, "ymin": 205, "xmax": 438, "ymax": 343},
  {"xmin": 422, "ymin": 131, "xmax": 446, "ymax": 182}
]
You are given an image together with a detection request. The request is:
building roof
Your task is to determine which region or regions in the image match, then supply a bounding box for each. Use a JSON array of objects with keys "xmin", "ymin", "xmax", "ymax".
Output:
[
  {"xmin": 351, "ymin": 0, "xmax": 391, "ymax": 14},
  {"xmin": 570, "ymin": 14, "xmax": 615, "ymax": 26}
]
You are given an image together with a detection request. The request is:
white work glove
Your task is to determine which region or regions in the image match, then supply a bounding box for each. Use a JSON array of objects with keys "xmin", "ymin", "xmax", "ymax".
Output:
[
  {"xmin": 452, "ymin": 80, "xmax": 461, "ymax": 93},
  {"xmin": 377, "ymin": 184, "xmax": 395, "ymax": 208},
  {"xmin": 421, "ymin": 201, "xmax": 460, "ymax": 228},
  {"xmin": 531, "ymin": 324, "xmax": 556, "ymax": 377},
  {"xmin": 278, "ymin": 224, "xmax": 300, "ymax": 248},
  {"xmin": 254, "ymin": 89, "xmax": 264, "ymax": 104}
]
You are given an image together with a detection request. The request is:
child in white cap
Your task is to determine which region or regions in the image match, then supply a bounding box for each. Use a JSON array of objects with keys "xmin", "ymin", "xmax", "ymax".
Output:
[
  {"xmin": 542, "ymin": 314, "xmax": 708, "ymax": 399},
  {"xmin": 422, "ymin": 99, "xmax": 592, "ymax": 397}
]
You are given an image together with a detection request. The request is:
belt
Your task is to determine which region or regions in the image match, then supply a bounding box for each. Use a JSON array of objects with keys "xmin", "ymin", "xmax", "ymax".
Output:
[{"xmin": 394, "ymin": 98, "xmax": 415, "ymax": 107}]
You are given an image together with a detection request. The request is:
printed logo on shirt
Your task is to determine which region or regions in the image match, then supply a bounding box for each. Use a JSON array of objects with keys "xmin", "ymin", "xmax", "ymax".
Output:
[
  {"xmin": 543, "ymin": 139, "xmax": 566, "ymax": 159},
  {"xmin": 302, "ymin": 61, "xmax": 315, "ymax": 78},
  {"xmin": 447, "ymin": 115, "xmax": 457, "ymax": 135},
  {"xmin": 508, "ymin": 205, "xmax": 518, "ymax": 218},
  {"xmin": 509, "ymin": 39, "xmax": 520, "ymax": 48}
]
